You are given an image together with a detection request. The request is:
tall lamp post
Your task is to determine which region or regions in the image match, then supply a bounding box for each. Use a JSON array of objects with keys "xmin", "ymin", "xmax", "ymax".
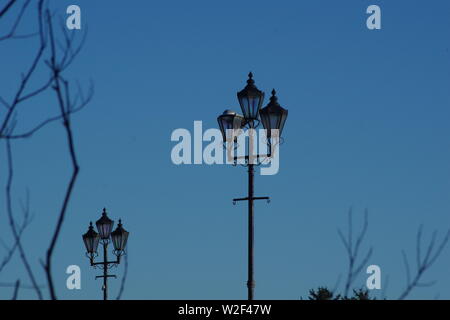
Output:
[
  {"xmin": 217, "ymin": 73, "xmax": 288, "ymax": 300},
  {"xmin": 82, "ymin": 208, "xmax": 129, "ymax": 300}
]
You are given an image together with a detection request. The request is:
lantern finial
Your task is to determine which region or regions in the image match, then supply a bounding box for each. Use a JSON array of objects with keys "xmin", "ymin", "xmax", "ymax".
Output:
[
  {"xmin": 247, "ymin": 72, "xmax": 254, "ymax": 85},
  {"xmin": 270, "ymin": 89, "xmax": 278, "ymax": 103}
]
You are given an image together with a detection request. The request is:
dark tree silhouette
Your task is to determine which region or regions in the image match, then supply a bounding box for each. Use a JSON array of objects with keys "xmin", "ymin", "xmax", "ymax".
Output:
[
  {"xmin": 307, "ymin": 287, "xmax": 373, "ymax": 300},
  {"xmin": 308, "ymin": 287, "xmax": 340, "ymax": 300}
]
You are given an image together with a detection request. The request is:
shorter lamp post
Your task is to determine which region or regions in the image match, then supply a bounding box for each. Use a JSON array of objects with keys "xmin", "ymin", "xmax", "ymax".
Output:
[{"xmin": 82, "ymin": 208, "xmax": 129, "ymax": 300}]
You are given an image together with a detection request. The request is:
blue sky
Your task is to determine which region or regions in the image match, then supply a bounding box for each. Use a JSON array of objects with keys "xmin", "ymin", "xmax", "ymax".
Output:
[{"xmin": 1, "ymin": 0, "xmax": 450, "ymax": 299}]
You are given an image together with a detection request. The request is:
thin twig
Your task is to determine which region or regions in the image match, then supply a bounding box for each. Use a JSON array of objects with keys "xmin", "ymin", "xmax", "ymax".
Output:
[
  {"xmin": 5, "ymin": 139, "xmax": 43, "ymax": 299},
  {"xmin": 338, "ymin": 208, "xmax": 373, "ymax": 297},
  {"xmin": 0, "ymin": 0, "xmax": 31, "ymax": 41},
  {"xmin": 0, "ymin": 0, "xmax": 47, "ymax": 139},
  {"xmin": 0, "ymin": 0, "xmax": 17, "ymax": 19},
  {"xmin": 11, "ymin": 279, "xmax": 20, "ymax": 300},
  {"xmin": 116, "ymin": 253, "xmax": 129, "ymax": 300},
  {"xmin": 398, "ymin": 227, "xmax": 450, "ymax": 300}
]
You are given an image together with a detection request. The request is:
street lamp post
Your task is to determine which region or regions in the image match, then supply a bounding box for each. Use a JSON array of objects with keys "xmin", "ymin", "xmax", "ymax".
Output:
[
  {"xmin": 82, "ymin": 208, "xmax": 129, "ymax": 300},
  {"xmin": 217, "ymin": 73, "xmax": 288, "ymax": 300}
]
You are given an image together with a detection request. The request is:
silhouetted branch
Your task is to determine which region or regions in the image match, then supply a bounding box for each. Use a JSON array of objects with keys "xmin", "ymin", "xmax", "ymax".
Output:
[
  {"xmin": 116, "ymin": 253, "xmax": 129, "ymax": 300},
  {"xmin": 5, "ymin": 139, "xmax": 43, "ymax": 299},
  {"xmin": 338, "ymin": 208, "xmax": 373, "ymax": 297},
  {"xmin": 0, "ymin": 0, "xmax": 47, "ymax": 139},
  {"xmin": 0, "ymin": 281, "xmax": 43, "ymax": 287},
  {"xmin": 330, "ymin": 274, "xmax": 342, "ymax": 297},
  {"xmin": 0, "ymin": 280, "xmax": 40, "ymax": 300},
  {"xmin": 381, "ymin": 274, "xmax": 390, "ymax": 300},
  {"xmin": 398, "ymin": 226, "xmax": 450, "ymax": 300},
  {"xmin": 12, "ymin": 279, "xmax": 20, "ymax": 299},
  {"xmin": 17, "ymin": 76, "xmax": 54, "ymax": 103},
  {"xmin": 0, "ymin": 96, "xmax": 10, "ymax": 109},
  {"xmin": 0, "ymin": 2, "xmax": 46, "ymax": 295},
  {"xmin": 0, "ymin": 192, "xmax": 32, "ymax": 274},
  {"xmin": 0, "ymin": 0, "xmax": 46, "ymax": 299},
  {"xmin": 42, "ymin": 10, "xmax": 90, "ymax": 300},
  {"xmin": 0, "ymin": 0, "xmax": 33, "ymax": 41},
  {"xmin": 0, "ymin": 0, "xmax": 17, "ymax": 19},
  {"xmin": 4, "ymin": 82, "xmax": 92, "ymax": 140},
  {"xmin": 1, "ymin": 0, "xmax": 90, "ymax": 300}
]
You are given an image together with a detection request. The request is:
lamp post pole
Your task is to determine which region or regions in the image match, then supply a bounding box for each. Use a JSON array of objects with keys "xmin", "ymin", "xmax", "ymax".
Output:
[
  {"xmin": 94, "ymin": 240, "xmax": 120, "ymax": 301},
  {"xmin": 247, "ymin": 163, "xmax": 255, "ymax": 300},
  {"xmin": 103, "ymin": 243, "xmax": 108, "ymax": 301},
  {"xmin": 234, "ymin": 158, "xmax": 269, "ymax": 300}
]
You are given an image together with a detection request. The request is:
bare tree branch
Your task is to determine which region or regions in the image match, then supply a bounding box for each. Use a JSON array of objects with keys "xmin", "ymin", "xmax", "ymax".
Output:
[
  {"xmin": 0, "ymin": 200, "xmax": 32, "ymax": 273},
  {"xmin": 12, "ymin": 279, "xmax": 20, "ymax": 300},
  {"xmin": 42, "ymin": 9, "xmax": 91, "ymax": 299},
  {"xmin": 0, "ymin": 0, "xmax": 32, "ymax": 41},
  {"xmin": 0, "ymin": 0, "xmax": 17, "ymax": 19},
  {"xmin": 338, "ymin": 208, "xmax": 373, "ymax": 297},
  {"xmin": 4, "ymin": 85, "xmax": 92, "ymax": 140},
  {"xmin": 401, "ymin": 250, "xmax": 410, "ymax": 286},
  {"xmin": 5, "ymin": 138, "xmax": 43, "ymax": 299},
  {"xmin": 116, "ymin": 253, "xmax": 129, "ymax": 300},
  {"xmin": 0, "ymin": 96, "xmax": 10, "ymax": 109},
  {"xmin": 381, "ymin": 274, "xmax": 390, "ymax": 300},
  {"xmin": 398, "ymin": 226, "xmax": 450, "ymax": 300},
  {"xmin": 0, "ymin": 191, "xmax": 33, "ymax": 273},
  {"xmin": 0, "ymin": 0, "xmax": 47, "ymax": 139},
  {"xmin": 0, "ymin": 1, "xmax": 91, "ymax": 300},
  {"xmin": 330, "ymin": 273, "xmax": 342, "ymax": 297},
  {"xmin": 0, "ymin": 281, "xmax": 45, "ymax": 289}
]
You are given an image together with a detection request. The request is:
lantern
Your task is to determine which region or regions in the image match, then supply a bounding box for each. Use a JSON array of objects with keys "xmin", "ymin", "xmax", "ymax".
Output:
[
  {"xmin": 217, "ymin": 109, "xmax": 245, "ymax": 143},
  {"xmin": 111, "ymin": 219, "xmax": 129, "ymax": 255},
  {"xmin": 237, "ymin": 72, "xmax": 265, "ymax": 123},
  {"xmin": 82, "ymin": 222, "xmax": 100, "ymax": 254},
  {"xmin": 259, "ymin": 89, "xmax": 288, "ymax": 138},
  {"xmin": 96, "ymin": 208, "xmax": 114, "ymax": 240}
]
